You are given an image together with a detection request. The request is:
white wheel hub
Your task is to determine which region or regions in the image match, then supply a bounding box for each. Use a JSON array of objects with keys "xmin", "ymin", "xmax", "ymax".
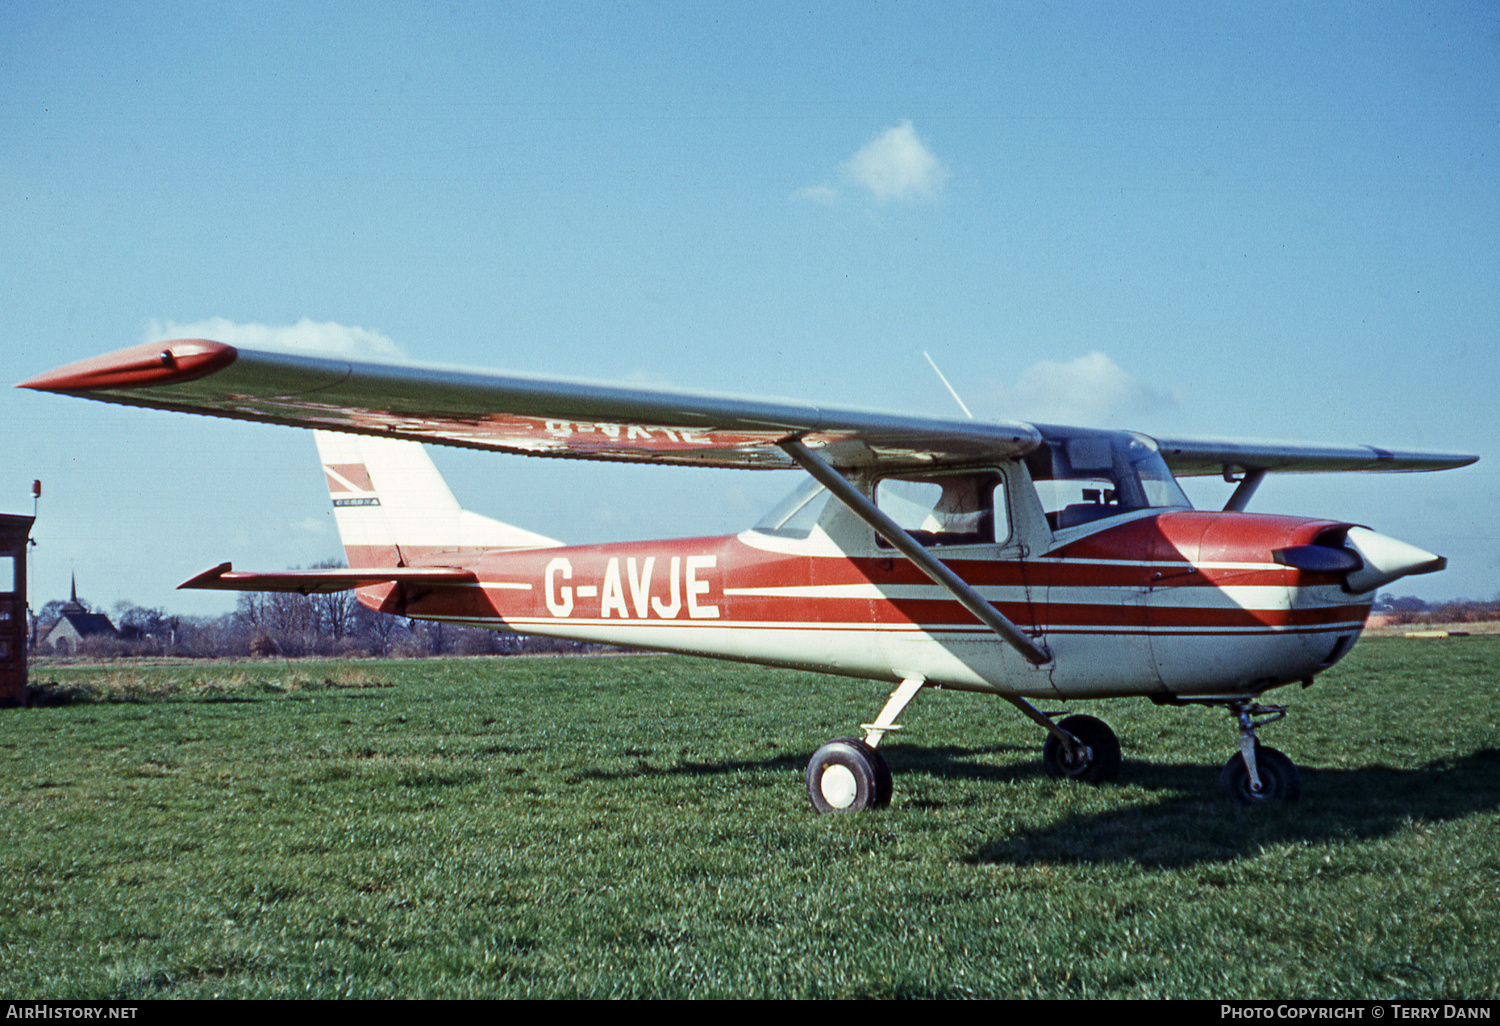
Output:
[{"xmin": 819, "ymin": 764, "xmax": 858, "ymax": 809}]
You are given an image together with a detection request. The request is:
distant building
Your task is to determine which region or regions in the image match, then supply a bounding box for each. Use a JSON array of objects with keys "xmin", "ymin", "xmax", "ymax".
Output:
[
  {"xmin": 42, "ymin": 576, "xmax": 119, "ymax": 655},
  {"xmin": 0, "ymin": 513, "xmax": 33, "ymax": 706}
]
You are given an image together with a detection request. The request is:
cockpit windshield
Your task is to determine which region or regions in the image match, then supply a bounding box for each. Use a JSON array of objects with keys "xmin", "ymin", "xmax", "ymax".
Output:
[{"xmin": 1026, "ymin": 426, "xmax": 1191, "ymax": 531}]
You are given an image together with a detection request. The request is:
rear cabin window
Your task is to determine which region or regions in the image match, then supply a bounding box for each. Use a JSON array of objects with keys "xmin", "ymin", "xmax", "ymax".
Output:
[{"xmin": 875, "ymin": 471, "xmax": 1007, "ymax": 548}]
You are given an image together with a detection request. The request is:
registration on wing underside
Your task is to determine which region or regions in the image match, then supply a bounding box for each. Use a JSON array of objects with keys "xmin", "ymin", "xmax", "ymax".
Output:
[{"xmin": 197, "ymin": 396, "xmax": 1040, "ymax": 469}]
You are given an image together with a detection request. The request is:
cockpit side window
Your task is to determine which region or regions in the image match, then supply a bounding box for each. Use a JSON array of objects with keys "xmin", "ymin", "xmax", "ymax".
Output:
[
  {"xmin": 1027, "ymin": 428, "xmax": 1191, "ymax": 531},
  {"xmin": 874, "ymin": 470, "xmax": 1008, "ymax": 548}
]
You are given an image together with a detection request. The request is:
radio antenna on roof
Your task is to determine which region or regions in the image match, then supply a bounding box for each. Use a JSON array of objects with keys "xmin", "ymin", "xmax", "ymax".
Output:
[{"xmin": 922, "ymin": 351, "xmax": 974, "ymax": 420}]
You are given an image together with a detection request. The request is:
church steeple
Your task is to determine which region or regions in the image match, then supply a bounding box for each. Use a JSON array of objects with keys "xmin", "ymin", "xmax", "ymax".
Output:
[{"xmin": 62, "ymin": 573, "xmax": 84, "ymax": 614}]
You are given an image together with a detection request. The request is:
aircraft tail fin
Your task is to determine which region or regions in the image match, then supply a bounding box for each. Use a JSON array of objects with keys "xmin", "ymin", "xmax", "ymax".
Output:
[{"xmin": 313, "ymin": 430, "xmax": 562, "ymax": 568}]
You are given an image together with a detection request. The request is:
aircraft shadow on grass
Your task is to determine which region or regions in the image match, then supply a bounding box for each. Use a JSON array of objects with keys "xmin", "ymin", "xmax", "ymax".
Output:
[
  {"xmin": 582, "ymin": 744, "xmax": 1500, "ymax": 869},
  {"xmin": 959, "ymin": 747, "xmax": 1500, "ymax": 869}
]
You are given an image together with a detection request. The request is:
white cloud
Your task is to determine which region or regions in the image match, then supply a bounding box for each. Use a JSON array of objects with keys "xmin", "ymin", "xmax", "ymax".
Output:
[
  {"xmin": 990, "ymin": 352, "xmax": 1180, "ymax": 427},
  {"xmin": 144, "ymin": 317, "xmax": 405, "ymax": 360},
  {"xmin": 794, "ymin": 120, "xmax": 949, "ymax": 205},
  {"xmin": 841, "ymin": 120, "xmax": 949, "ymax": 202}
]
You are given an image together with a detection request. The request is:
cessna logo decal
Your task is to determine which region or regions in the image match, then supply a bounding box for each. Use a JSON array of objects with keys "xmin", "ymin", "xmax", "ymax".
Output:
[
  {"xmin": 545, "ymin": 555, "xmax": 719, "ymax": 619},
  {"xmin": 325, "ymin": 463, "xmax": 381, "ymax": 505}
]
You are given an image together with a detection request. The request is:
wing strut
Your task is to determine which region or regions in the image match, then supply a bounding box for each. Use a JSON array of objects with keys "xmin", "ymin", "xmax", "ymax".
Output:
[
  {"xmin": 778, "ymin": 438, "xmax": 1052, "ymax": 667},
  {"xmin": 1222, "ymin": 467, "xmax": 1267, "ymax": 513}
]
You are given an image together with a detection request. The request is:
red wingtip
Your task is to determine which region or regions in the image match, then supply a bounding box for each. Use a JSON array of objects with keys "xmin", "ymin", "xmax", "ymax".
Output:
[{"xmin": 18, "ymin": 339, "xmax": 238, "ymax": 392}]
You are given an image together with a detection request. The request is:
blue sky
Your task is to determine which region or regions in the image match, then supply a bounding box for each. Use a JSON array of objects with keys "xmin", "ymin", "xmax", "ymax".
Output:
[{"xmin": 3, "ymin": 1, "xmax": 1497, "ymax": 617}]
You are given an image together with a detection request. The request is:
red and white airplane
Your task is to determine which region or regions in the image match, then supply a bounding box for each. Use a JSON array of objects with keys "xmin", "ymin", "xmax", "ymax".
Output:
[{"xmin": 21, "ymin": 339, "xmax": 1478, "ymax": 810}]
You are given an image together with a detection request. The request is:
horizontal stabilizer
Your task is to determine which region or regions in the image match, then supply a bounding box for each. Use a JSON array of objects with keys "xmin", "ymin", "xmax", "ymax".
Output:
[{"xmin": 179, "ymin": 562, "xmax": 477, "ymax": 594}]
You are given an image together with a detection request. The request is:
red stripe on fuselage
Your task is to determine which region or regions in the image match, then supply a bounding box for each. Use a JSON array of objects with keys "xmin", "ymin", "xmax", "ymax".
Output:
[{"xmin": 354, "ymin": 510, "xmax": 1368, "ymax": 640}]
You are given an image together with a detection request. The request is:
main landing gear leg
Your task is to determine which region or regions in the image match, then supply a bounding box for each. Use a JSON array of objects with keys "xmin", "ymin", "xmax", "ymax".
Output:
[
  {"xmin": 1218, "ymin": 701, "xmax": 1300, "ymax": 805},
  {"xmin": 806, "ymin": 675, "xmax": 924, "ymax": 814},
  {"xmin": 997, "ymin": 693, "xmax": 1123, "ymax": 785},
  {"xmin": 806, "ymin": 682, "xmax": 1128, "ymax": 814}
]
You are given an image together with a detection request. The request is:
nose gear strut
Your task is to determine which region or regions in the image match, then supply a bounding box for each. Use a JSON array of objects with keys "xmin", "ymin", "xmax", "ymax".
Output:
[{"xmin": 1219, "ymin": 700, "xmax": 1300, "ymax": 804}]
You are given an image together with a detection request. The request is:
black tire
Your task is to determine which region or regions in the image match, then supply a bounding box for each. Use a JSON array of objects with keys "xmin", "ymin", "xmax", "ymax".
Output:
[
  {"xmin": 1041, "ymin": 714, "xmax": 1122, "ymax": 783},
  {"xmin": 806, "ymin": 737, "xmax": 892, "ymax": 814},
  {"xmin": 1220, "ymin": 744, "xmax": 1300, "ymax": 805}
]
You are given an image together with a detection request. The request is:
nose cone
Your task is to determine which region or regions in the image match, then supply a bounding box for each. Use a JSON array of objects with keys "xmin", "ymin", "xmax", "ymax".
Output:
[{"xmin": 1343, "ymin": 527, "xmax": 1446, "ymax": 594}]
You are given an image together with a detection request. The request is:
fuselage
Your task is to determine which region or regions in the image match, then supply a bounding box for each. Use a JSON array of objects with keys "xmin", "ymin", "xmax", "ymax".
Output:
[{"xmin": 357, "ymin": 506, "xmax": 1371, "ymax": 703}]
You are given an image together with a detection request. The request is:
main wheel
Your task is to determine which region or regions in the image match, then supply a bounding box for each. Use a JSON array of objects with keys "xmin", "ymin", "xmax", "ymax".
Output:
[
  {"xmin": 806, "ymin": 737, "xmax": 892, "ymax": 814},
  {"xmin": 1041, "ymin": 714, "xmax": 1122, "ymax": 783},
  {"xmin": 1220, "ymin": 744, "xmax": 1300, "ymax": 805}
]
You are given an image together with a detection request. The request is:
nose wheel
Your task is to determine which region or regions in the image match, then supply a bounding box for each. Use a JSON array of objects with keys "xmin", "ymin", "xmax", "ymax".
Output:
[
  {"xmin": 1220, "ymin": 742, "xmax": 1300, "ymax": 804},
  {"xmin": 1218, "ymin": 701, "xmax": 1300, "ymax": 805}
]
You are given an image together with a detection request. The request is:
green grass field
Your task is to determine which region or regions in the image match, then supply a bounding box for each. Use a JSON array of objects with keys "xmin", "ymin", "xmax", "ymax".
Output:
[{"xmin": 2, "ymin": 638, "xmax": 1497, "ymax": 999}]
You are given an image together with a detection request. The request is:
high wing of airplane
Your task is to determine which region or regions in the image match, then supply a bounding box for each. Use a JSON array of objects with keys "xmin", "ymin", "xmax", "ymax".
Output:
[{"xmin": 20, "ymin": 339, "xmax": 1479, "ymax": 811}]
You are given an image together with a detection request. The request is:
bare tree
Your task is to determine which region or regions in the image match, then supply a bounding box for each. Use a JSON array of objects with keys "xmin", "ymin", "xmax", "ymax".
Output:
[{"xmin": 308, "ymin": 559, "xmax": 359, "ymax": 647}]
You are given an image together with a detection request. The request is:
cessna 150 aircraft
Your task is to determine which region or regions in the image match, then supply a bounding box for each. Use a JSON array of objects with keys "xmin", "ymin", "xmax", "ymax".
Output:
[{"xmin": 21, "ymin": 340, "xmax": 1478, "ymax": 811}]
